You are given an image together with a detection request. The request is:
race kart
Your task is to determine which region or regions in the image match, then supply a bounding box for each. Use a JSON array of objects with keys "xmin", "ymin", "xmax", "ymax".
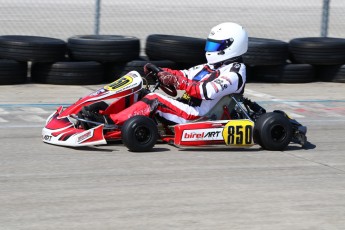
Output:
[{"xmin": 42, "ymin": 67, "xmax": 308, "ymax": 152}]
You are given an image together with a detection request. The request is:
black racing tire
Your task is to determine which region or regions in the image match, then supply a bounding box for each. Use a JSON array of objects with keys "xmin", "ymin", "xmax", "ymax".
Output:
[
  {"xmin": 314, "ymin": 64, "xmax": 345, "ymax": 83},
  {"xmin": 31, "ymin": 61, "xmax": 104, "ymax": 85},
  {"xmin": 253, "ymin": 112, "xmax": 293, "ymax": 151},
  {"xmin": 289, "ymin": 37, "xmax": 345, "ymax": 65},
  {"xmin": 104, "ymin": 58, "xmax": 177, "ymax": 82},
  {"xmin": 243, "ymin": 37, "xmax": 289, "ymax": 66},
  {"xmin": 121, "ymin": 116, "xmax": 158, "ymax": 152},
  {"xmin": 67, "ymin": 35, "xmax": 140, "ymax": 62},
  {"xmin": 0, "ymin": 35, "xmax": 66, "ymax": 62},
  {"xmin": 145, "ymin": 34, "xmax": 207, "ymax": 65},
  {"xmin": 0, "ymin": 59, "xmax": 28, "ymax": 84},
  {"xmin": 251, "ymin": 63, "xmax": 315, "ymax": 83}
]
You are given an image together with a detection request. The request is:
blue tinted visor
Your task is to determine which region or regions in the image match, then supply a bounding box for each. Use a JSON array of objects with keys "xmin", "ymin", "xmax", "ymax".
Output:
[{"xmin": 205, "ymin": 38, "xmax": 233, "ymax": 52}]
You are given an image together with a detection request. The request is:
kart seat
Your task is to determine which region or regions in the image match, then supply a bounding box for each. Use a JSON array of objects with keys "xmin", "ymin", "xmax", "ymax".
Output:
[{"xmin": 196, "ymin": 94, "xmax": 242, "ymax": 121}]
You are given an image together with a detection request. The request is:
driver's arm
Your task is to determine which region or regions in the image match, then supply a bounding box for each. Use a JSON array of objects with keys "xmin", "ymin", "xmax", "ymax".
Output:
[
  {"xmin": 182, "ymin": 64, "xmax": 246, "ymax": 100},
  {"xmin": 157, "ymin": 65, "xmax": 245, "ymax": 100}
]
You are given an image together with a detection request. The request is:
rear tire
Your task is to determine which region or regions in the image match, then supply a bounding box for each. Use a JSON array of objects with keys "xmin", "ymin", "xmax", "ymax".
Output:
[
  {"xmin": 121, "ymin": 116, "xmax": 158, "ymax": 152},
  {"xmin": 254, "ymin": 112, "xmax": 292, "ymax": 151}
]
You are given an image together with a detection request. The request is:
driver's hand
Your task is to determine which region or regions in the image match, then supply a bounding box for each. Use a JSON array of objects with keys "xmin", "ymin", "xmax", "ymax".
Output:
[{"xmin": 157, "ymin": 71, "xmax": 178, "ymax": 88}]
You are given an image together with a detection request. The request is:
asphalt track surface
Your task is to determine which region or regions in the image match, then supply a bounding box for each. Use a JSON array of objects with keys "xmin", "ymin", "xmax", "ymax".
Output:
[{"xmin": 0, "ymin": 82, "xmax": 345, "ymax": 229}]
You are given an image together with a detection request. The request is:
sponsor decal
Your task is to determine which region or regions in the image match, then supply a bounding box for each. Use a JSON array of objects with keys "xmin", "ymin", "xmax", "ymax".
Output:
[
  {"xmin": 181, "ymin": 128, "xmax": 223, "ymax": 141},
  {"xmin": 181, "ymin": 92, "xmax": 191, "ymax": 101},
  {"xmin": 43, "ymin": 135, "xmax": 52, "ymax": 141},
  {"xmin": 220, "ymin": 75, "xmax": 232, "ymax": 85},
  {"xmin": 77, "ymin": 130, "xmax": 93, "ymax": 143},
  {"xmin": 90, "ymin": 88, "xmax": 106, "ymax": 96},
  {"xmin": 214, "ymin": 78, "xmax": 228, "ymax": 91},
  {"xmin": 234, "ymin": 63, "xmax": 240, "ymax": 69}
]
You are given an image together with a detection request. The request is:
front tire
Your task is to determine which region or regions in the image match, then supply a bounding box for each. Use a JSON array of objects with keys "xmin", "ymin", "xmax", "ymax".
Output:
[
  {"xmin": 254, "ymin": 112, "xmax": 293, "ymax": 151},
  {"xmin": 121, "ymin": 116, "xmax": 158, "ymax": 152}
]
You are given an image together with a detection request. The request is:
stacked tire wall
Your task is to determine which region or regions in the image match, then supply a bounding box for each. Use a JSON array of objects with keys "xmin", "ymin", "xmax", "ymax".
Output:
[{"xmin": 0, "ymin": 34, "xmax": 344, "ymax": 85}]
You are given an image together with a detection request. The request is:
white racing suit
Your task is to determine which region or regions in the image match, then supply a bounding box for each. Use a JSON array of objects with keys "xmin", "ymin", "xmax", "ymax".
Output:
[{"xmin": 109, "ymin": 62, "xmax": 246, "ymax": 125}]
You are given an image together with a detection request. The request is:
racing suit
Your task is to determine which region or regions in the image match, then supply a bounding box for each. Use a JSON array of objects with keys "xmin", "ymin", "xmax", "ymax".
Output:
[{"xmin": 106, "ymin": 60, "xmax": 246, "ymax": 125}]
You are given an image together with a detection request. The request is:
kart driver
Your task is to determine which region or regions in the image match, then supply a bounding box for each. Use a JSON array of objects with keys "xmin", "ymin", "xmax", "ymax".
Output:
[{"xmin": 82, "ymin": 22, "xmax": 248, "ymax": 126}]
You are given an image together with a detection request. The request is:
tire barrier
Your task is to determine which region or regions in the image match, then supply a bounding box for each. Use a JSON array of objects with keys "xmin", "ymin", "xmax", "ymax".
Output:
[
  {"xmin": 0, "ymin": 34, "xmax": 344, "ymax": 85},
  {"xmin": 289, "ymin": 37, "xmax": 345, "ymax": 65},
  {"xmin": 67, "ymin": 35, "xmax": 140, "ymax": 62},
  {"xmin": 0, "ymin": 59, "xmax": 27, "ymax": 84},
  {"xmin": 314, "ymin": 64, "xmax": 345, "ymax": 83},
  {"xmin": 243, "ymin": 37, "xmax": 289, "ymax": 66},
  {"xmin": 249, "ymin": 63, "xmax": 315, "ymax": 83},
  {"xmin": 31, "ymin": 61, "xmax": 104, "ymax": 85},
  {"xmin": 145, "ymin": 34, "xmax": 207, "ymax": 67},
  {"xmin": 0, "ymin": 35, "xmax": 66, "ymax": 62}
]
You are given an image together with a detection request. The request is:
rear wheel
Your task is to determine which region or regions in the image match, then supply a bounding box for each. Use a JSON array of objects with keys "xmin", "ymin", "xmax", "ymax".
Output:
[
  {"xmin": 121, "ymin": 116, "xmax": 158, "ymax": 152},
  {"xmin": 253, "ymin": 112, "xmax": 292, "ymax": 151}
]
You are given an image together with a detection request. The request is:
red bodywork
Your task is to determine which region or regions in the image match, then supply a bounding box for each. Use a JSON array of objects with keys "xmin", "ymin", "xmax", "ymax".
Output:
[{"xmin": 42, "ymin": 71, "xmax": 239, "ymax": 148}]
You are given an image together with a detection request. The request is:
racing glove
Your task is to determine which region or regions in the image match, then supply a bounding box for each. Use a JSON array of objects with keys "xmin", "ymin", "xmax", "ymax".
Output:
[{"xmin": 157, "ymin": 71, "xmax": 179, "ymax": 88}]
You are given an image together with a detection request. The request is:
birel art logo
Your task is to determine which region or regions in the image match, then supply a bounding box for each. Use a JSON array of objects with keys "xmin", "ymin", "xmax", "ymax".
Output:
[{"xmin": 182, "ymin": 128, "xmax": 223, "ymax": 141}]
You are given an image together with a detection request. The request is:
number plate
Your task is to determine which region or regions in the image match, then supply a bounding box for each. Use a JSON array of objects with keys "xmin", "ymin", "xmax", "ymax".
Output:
[
  {"xmin": 104, "ymin": 75, "xmax": 133, "ymax": 91},
  {"xmin": 222, "ymin": 119, "xmax": 254, "ymax": 146}
]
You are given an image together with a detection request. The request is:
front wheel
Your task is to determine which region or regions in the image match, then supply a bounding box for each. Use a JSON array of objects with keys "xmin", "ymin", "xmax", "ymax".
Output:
[
  {"xmin": 121, "ymin": 116, "xmax": 158, "ymax": 152},
  {"xmin": 253, "ymin": 112, "xmax": 293, "ymax": 151}
]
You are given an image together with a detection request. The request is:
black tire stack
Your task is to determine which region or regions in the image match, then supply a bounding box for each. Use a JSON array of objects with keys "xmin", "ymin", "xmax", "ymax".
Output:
[
  {"xmin": 245, "ymin": 37, "xmax": 345, "ymax": 83},
  {"xmin": 0, "ymin": 35, "xmax": 66, "ymax": 84},
  {"xmin": 0, "ymin": 35, "xmax": 143, "ymax": 85},
  {"xmin": 0, "ymin": 59, "xmax": 27, "ymax": 84},
  {"xmin": 245, "ymin": 37, "xmax": 314, "ymax": 83},
  {"xmin": 289, "ymin": 37, "xmax": 345, "ymax": 83},
  {"xmin": 66, "ymin": 35, "xmax": 180, "ymax": 83},
  {"xmin": 145, "ymin": 34, "xmax": 207, "ymax": 68},
  {"xmin": 66, "ymin": 35, "xmax": 141, "ymax": 83},
  {"xmin": 31, "ymin": 61, "xmax": 105, "ymax": 85}
]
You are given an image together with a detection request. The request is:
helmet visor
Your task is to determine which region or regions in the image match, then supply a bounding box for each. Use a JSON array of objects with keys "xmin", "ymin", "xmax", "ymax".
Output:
[{"xmin": 205, "ymin": 38, "xmax": 233, "ymax": 52}]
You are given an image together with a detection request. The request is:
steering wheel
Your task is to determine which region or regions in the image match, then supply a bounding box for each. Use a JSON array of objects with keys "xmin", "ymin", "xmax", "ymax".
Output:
[{"xmin": 145, "ymin": 64, "xmax": 177, "ymax": 97}]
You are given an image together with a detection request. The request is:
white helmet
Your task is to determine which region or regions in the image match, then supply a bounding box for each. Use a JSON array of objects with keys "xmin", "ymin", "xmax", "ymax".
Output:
[{"xmin": 205, "ymin": 22, "xmax": 248, "ymax": 64}]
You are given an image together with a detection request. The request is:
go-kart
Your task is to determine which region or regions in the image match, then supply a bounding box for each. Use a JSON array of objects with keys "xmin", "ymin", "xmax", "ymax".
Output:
[{"xmin": 42, "ymin": 66, "xmax": 308, "ymax": 152}]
